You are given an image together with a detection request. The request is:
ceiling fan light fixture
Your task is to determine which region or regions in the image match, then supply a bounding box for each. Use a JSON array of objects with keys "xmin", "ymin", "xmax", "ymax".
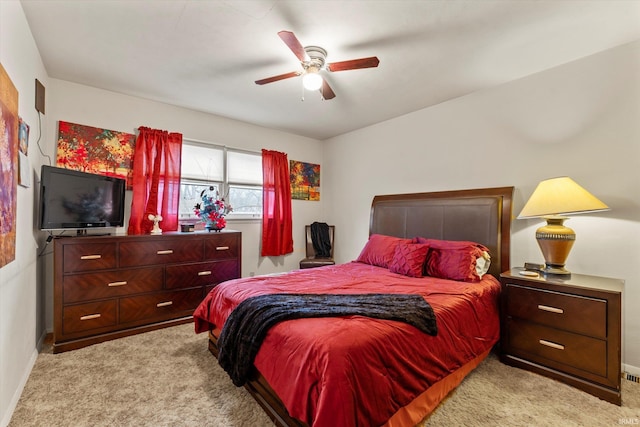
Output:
[
  {"xmin": 257, "ymin": 31, "xmax": 379, "ymax": 100},
  {"xmin": 302, "ymin": 69, "xmax": 323, "ymax": 91}
]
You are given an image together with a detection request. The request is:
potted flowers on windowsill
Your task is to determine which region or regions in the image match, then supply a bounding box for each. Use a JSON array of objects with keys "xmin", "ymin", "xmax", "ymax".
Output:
[{"xmin": 194, "ymin": 187, "xmax": 232, "ymax": 232}]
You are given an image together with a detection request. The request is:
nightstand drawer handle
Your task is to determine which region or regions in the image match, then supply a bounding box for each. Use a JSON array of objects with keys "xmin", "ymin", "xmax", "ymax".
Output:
[
  {"xmin": 157, "ymin": 250, "xmax": 174, "ymax": 255},
  {"xmin": 539, "ymin": 339, "xmax": 565, "ymax": 350},
  {"xmin": 80, "ymin": 313, "xmax": 101, "ymax": 321},
  {"xmin": 198, "ymin": 271, "xmax": 212, "ymax": 276},
  {"xmin": 107, "ymin": 281, "xmax": 127, "ymax": 287},
  {"xmin": 216, "ymin": 246, "xmax": 230, "ymax": 251},
  {"xmin": 157, "ymin": 301, "xmax": 173, "ymax": 308},
  {"xmin": 538, "ymin": 304, "xmax": 564, "ymax": 314},
  {"xmin": 80, "ymin": 254, "xmax": 102, "ymax": 260}
]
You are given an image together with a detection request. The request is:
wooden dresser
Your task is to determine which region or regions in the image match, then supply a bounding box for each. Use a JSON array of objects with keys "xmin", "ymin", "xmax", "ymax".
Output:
[
  {"xmin": 53, "ymin": 230, "xmax": 241, "ymax": 353},
  {"xmin": 499, "ymin": 268, "xmax": 623, "ymax": 405}
]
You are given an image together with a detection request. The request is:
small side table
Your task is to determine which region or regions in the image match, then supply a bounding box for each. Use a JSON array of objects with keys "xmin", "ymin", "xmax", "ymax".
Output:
[{"xmin": 499, "ymin": 268, "xmax": 623, "ymax": 405}]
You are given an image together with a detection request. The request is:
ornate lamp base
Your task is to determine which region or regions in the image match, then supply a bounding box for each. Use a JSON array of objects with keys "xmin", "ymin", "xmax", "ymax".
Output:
[{"xmin": 536, "ymin": 216, "xmax": 575, "ymax": 278}]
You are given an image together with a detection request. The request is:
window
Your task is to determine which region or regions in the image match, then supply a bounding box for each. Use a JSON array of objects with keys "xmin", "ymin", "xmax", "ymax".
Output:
[{"xmin": 179, "ymin": 141, "xmax": 262, "ymax": 221}]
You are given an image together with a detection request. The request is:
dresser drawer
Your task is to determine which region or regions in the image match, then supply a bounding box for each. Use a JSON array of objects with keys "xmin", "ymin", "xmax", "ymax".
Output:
[
  {"xmin": 119, "ymin": 239, "xmax": 203, "ymax": 267},
  {"xmin": 204, "ymin": 235, "xmax": 240, "ymax": 259},
  {"xmin": 62, "ymin": 243, "xmax": 117, "ymax": 273},
  {"xmin": 506, "ymin": 284, "xmax": 607, "ymax": 339},
  {"xmin": 119, "ymin": 288, "xmax": 203, "ymax": 324},
  {"xmin": 507, "ymin": 318, "xmax": 607, "ymax": 377},
  {"xmin": 63, "ymin": 267, "xmax": 164, "ymax": 303},
  {"xmin": 165, "ymin": 259, "xmax": 239, "ymax": 289},
  {"xmin": 62, "ymin": 300, "xmax": 117, "ymax": 335}
]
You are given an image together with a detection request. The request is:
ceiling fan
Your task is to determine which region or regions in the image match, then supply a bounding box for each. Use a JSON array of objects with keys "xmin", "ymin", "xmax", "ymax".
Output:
[{"xmin": 255, "ymin": 31, "xmax": 380, "ymax": 100}]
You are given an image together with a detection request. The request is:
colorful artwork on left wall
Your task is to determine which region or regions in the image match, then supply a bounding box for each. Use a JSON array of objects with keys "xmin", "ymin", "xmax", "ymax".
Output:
[
  {"xmin": 0, "ymin": 63, "xmax": 19, "ymax": 268},
  {"xmin": 290, "ymin": 160, "xmax": 320, "ymax": 201},
  {"xmin": 56, "ymin": 121, "xmax": 136, "ymax": 189}
]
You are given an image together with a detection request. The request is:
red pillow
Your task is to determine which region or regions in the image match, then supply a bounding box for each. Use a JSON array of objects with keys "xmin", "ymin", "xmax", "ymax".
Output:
[
  {"xmin": 389, "ymin": 242, "xmax": 430, "ymax": 277},
  {"xmin": 356, "ymin": 234, "xmax": 411, "ymax": 268},
  {"xmin": 414, "ymin": 237, "xmax": 490, "ymax": 282}
]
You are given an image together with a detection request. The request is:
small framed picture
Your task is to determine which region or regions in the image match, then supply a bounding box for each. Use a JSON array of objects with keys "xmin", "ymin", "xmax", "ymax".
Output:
[{"xmin": 18, "ymin": 117, "xmax": 29, "ymax": 155}]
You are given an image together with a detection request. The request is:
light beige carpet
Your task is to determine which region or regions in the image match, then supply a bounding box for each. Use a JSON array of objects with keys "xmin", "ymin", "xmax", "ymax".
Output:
[{"xmin": 8, "ymin": 323, "xmax": 640, "ymax": 426}]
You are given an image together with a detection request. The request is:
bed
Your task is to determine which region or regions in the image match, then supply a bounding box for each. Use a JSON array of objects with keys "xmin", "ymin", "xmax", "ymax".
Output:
[{"xmin": 194, "ymin": 186, "xmax": 513, "ymax": 426}]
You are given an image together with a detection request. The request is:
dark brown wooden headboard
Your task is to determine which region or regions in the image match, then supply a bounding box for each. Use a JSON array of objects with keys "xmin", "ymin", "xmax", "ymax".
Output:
[{"xmin": 369, "ymin": 187, "xmax": 514, "ymax": 278}]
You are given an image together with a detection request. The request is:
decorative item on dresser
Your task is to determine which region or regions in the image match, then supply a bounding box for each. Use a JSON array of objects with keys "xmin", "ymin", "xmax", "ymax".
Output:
[
  {"xmin": 53, "ymin": 231, "xmax": 241, "ymax": 353},
  {"xmin": 194, "ymin": 186, "xmax": 232, "ymax": 232},
  {"xmin": 500, "ymin": 268, "xmax": 623, "ymax": 405}
]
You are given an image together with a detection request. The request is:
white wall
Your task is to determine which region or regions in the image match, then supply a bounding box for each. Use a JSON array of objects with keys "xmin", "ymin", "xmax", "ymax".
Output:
[
  {"xmin": 0, "ymin": 2, "xmax": 50, "ymax": 426},
  {"xmin": 323, "ymin": 40, "xmax": 640, "ymax": 372}
]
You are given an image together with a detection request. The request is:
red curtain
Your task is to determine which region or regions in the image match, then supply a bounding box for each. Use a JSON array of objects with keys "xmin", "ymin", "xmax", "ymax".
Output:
[
  {"xmin": 127, "ymin": 127, "xmax": 182, "ymax": 235},
  {"xmin": 261, "ymin": 149, "xmax": 293, "ymax": 256}
]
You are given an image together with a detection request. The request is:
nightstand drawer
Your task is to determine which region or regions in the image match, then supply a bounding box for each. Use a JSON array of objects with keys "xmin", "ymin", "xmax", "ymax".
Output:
[
  {"xmin": 506, "ymin": 284, "xmax": 607, "ymax": 339},
  {"xmin": 507, "ymin": 318, "xmax": 606, "ymax": 377}
]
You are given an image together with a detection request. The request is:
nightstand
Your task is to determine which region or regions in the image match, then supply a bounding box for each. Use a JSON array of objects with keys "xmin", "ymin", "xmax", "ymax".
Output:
[{"xmin": 500, "ymin": 268, "xmax": 623, "ymax": 405}]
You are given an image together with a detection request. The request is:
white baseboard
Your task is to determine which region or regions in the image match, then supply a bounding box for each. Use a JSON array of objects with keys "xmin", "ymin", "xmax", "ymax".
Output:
[{"xmin": 0, "ymin": 347, "xmax": 38, "ymax": 427}]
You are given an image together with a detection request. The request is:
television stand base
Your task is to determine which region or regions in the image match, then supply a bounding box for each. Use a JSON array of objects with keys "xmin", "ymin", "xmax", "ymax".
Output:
[{"xmin": 76, "ymin": 230, "xmax": 111, "ymax": 237}]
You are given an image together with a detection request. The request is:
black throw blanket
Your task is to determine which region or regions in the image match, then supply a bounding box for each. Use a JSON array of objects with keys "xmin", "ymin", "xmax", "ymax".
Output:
[
  {"xmin": 310, "ymin": 222, "xmax": 331, "ymax": 258},
  {"xmin": 217, "ymin": 293, "xmax": 438, "ymax": 386}
]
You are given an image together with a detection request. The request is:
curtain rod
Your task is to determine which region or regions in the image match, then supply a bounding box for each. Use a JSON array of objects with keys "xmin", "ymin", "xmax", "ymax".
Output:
[{"xmin": 183, "ymin": 137, "xmax": 262, "ymax": 156}]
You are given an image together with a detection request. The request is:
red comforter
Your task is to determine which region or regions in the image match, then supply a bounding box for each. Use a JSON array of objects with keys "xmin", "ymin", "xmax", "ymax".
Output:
[{"xmin": 193, "ymin": 262, "xmax": 501, "ymax": 426}]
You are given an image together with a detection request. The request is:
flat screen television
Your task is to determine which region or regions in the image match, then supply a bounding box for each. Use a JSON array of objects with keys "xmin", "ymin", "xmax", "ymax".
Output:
[{"xmin": 39, "ymin": 165, "xmax": 126, "ymax": 230}]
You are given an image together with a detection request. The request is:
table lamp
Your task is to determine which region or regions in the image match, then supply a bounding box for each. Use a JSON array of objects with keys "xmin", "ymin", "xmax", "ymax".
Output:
[{"xmin": 518, "ymin": 177, "xmax": 610, "ymax": 277}]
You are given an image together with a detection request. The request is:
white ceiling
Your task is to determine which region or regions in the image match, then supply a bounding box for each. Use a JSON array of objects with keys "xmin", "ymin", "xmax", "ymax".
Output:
[{"xmin": 20, "ymin": 0, "xmax": 640, "ymax": 140}]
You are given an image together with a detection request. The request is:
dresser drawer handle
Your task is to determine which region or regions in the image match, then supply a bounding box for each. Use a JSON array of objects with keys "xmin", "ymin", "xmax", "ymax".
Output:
[
  {"xmin": 107, "ymin": 281, "xmax": 128, "ymax": 287},
  {"xmin": 156, "ymin": 301, "xmax": 173, "ymax": 307},
  {"xmin": 538, "ymin": 304, "xmax": 564, "ymax": 314},
  {"xmin": 80, "ymin": 313, "xmax": 101, "ymax": 321},
  {"xmin": 80, "ymin": 255, "xmax": 102, "ymax": 260},
  {"xmin": 539, "ymin": 339, "xmax": 565, "ymax": 351},
  {"xmin": 216, "ymin": 246, "xmax": 230, "ymax": 251},
  {"xmin": 198, "ymin": 271, "xmax": 212, "ymax": 276},
  {"xmin": 157, "ymin": 250, "xmax": 174, "ymax": 255}
]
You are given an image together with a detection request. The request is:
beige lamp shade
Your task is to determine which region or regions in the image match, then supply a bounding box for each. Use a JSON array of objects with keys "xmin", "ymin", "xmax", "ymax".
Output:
[{"xmin": 518, "ymin": 177, "xmax": 610, "ymax": 219}]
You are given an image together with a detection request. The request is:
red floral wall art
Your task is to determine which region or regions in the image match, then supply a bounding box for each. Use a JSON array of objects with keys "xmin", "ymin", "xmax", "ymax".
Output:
[{"xmin": 56, "ymin": 121, "xmax": 136, "ymax": 189}]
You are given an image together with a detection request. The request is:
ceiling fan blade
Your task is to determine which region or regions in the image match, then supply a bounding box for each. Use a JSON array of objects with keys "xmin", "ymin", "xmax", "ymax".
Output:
[
  {"xmin": 327, "ymin": 56, "xmax": 380, "ymax": 72},
  {"xmin": 278, "ymin": 30, "xmax": 307, "ymax": 62},
  {"xmin": 255, "ymin": 71, "xmax": 300, "ymax": 85},
  {"xmin": 321, "ymin": 79, "xmax": 336, "ymax": 100}
]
